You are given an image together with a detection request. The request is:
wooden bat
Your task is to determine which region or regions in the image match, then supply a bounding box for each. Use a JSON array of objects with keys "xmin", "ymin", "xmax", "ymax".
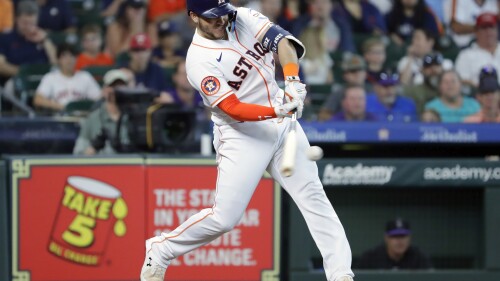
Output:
[{"xmin": 280, "ymin": 112, "xmax": 297, "ymax": 177}]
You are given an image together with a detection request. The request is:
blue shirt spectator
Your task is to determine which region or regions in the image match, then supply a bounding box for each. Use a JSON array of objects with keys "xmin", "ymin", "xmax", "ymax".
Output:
[
  {"xmin": 366, "ymin": 93, "xmax": 418, "ymax": 122},
  {"xmin": 332, "ymin": 111, "xmax": 377, "ymax": 121},
  {"xmin": 128, "ymin": 60, "xmax": 168, "ymax": 94},
  {"xmin": 38, "ymin": 0, "xmax": 77, "ymax": 32},
  {"xmin": 424, "ymin": 70, "xmax": 481, "ymax": 122},
  {"xmin": 366, "ymin": 69, "xmax": 418, "ymax": 122},
  {"xmin": 425, "ymin": 97, "xmax": 480, "ymax": 122},
  {"xmin": 0, "ymin": 30, "xmax": 49, "ymax": 66},
  {"xmin": 333, "ymin": 0, "xmax": 387, "ymax": 35},
  {"xmin": 0, "ymin": 1, "xmax": 56, "ymax": 85}
]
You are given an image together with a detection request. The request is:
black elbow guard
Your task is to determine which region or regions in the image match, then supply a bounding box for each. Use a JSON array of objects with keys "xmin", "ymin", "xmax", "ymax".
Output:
[{"xmin": 261, "ymin": 24, "xmax": 306, "ymax": 59}]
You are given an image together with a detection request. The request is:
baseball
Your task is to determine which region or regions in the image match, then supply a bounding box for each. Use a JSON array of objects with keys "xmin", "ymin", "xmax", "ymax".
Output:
[{"xmin": 306, "ymin": 146, "xmax": 323, "ymax": 161}]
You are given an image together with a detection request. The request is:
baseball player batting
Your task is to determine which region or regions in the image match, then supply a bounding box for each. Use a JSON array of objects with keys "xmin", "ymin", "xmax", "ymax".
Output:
[{"xmin": 140, "ymin": 1, "xmax": 354, "ymax": 280}]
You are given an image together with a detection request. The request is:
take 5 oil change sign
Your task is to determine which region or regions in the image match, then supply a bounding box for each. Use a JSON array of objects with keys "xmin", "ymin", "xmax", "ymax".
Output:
[{"xmin": 11, "ymin": 159, "xmax": 146, "ymax": 281}]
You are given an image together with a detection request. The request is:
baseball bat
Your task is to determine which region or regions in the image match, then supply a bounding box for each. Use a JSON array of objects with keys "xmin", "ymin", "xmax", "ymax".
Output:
[{"xmin": 280, "ymin": 112, "xmax": 297, "ymax": 177}]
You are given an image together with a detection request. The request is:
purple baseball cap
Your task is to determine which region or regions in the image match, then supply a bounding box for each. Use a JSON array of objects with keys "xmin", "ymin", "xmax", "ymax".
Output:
[
  {"xmin": 376, "ymin": 70, "xmax": 400, "ymax": 87},
  {"xmin": 386, "ymin": 218, "xmax": 411, "ymax": 236}
]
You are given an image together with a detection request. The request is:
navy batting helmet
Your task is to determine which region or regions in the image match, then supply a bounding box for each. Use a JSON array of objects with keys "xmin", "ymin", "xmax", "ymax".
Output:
[{"xmin": 187, "ymin": 0, "xmax": 236, "ymax": 18}]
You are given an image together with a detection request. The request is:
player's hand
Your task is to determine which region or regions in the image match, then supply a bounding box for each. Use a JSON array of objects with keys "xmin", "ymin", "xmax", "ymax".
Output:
[
  {"xmin": 274, "ymin": 100, "xmax": 303, "ymax": 118},
  {"xmin": 284, "ymin": 77, "xmax": 307, "ymax": 104}
]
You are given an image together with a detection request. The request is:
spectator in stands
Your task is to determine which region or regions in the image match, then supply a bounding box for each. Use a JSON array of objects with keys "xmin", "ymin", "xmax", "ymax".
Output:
[
  {"xmin": 167, "ymin": 60, "xmax": 210, "ymax": 121},
  {"xmin": 0, "ymin": 0, "xmax": 13, "ymax": 33},
  {"xmin": 366, "ymin": 69, "xmax": 418, "ymax": 122},
  {"xmin": 106, "ymin": 0, "xmax": 147, "ymax": 57},
  {"xmin": 425, "ymin": 70, "xmax": 480, "ymax": 122},
  {"xmin": 362, "ymin": 37, "xmax": 387, "ymax": 85},
  {"xmin": 319, "ymin": 54, "xmax": 371, "ymax": 120},
  {"xmin": 75, "ymin": 24, "xmax": 114, "ymax": 71},
  {"xmin": 246, "ymin": 0, "xmax": 292, "ymax": 31},
  {"xmin": 421, "ymin": 108, "xmax": 441, "ymax": 122},
  {"xmin": 121, "ymin": 33, "xmax": 174, "ymax": 103},
  {"xmin": 403, "ymin": 52, "xmax": 446, "ymax": 114},
  {"xmin": 151, "ymin": 20, "xmax": 184, "ymax": 68},
  {"xmin": 464, "ymin": 66, "xmax": 500, "ymax": 122},
  {"xmin": 331, "ymin": 85, "xmax": 377, "ymax": 121},
  {"xmin": 101, "ymin": 0, "xmax": 126, "ymax": 18},
  {"xmin": 36, "ymin": 0, "xmax": 77, "ymax": 33},
  {"xmin": 333, "ymin": 0, "xmax": 387, "ymax": 35},
  {"xmin": 385, "ymin": 0, "xmax": 442, "ymax": 45},
  {"xmin": 292, "ymin": 0, "xmax": 355, "ymax": 53},
  {"xmin": 444, "ymin": 0, "xmax": 498, "ymax": 48},
  {"xmin": 398, "ymin": 29, "xmax": 453, "ymax": 86},
  {"xmin": 34, "ymin": 44, "xmax": 101, "ymax": 112},
  {"xmin": 455, "ymin": 13, "xmax": 500, "ymax": 87},
  {"xmin": 0, "ymin": 0, "xmax": 56, "ymax": 88},
  {"xmin": 147, "ymin": 0, "xmax": 186, "ymax": 23},
  {"xmin": 73, "ymin": 69, "xmax": 130, "ymax": 155},
  {"xmin": 357, "ymin": 218, "xmax": 432, "ymax": 269}
]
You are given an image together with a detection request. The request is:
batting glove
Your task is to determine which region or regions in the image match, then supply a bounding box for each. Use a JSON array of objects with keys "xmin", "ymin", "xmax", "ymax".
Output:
[
  {"xmin": 284, "ymin": 76, "xmax": 307, "ymax": 104},
  {"xmin": 274, "ymin": 100, "xmax": 303, "ymax": 119}
]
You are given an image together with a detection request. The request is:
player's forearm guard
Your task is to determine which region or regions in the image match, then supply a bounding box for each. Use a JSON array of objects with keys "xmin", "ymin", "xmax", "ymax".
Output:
[{"xmin": 261, "ymin": 24, "xmax": 306, "ymax": 59}]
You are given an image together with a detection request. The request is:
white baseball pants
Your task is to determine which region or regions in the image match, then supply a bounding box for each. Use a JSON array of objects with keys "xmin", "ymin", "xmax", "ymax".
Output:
[{"xmin": 149, "ymin": 118, "xmax": 354, "ymax": 281}]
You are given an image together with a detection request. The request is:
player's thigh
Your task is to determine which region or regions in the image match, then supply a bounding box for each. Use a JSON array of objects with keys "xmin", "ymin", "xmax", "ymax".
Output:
[{"xmin": 212, "ymin": 122, "xmax": 277, "ymax": 216}]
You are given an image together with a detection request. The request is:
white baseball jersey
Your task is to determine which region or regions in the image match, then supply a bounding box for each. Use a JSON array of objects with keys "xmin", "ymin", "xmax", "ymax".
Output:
[
  {"xmin": 144, "ymin": 6, "xmax": 354, "ymax": 281},
  {"xmin": 186, "ymin": 7, "xmax": 286, "ymax": 125},
  {"xmin": 444, "ymin": 0, "xmax": 498, "ymax": 47},
  {"xmin": 36, "ymin": 69, "xmax": 101, "ymax": 107}
]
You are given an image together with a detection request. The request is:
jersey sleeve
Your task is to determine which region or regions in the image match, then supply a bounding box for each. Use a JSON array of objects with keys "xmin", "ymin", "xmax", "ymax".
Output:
[
  {"xmin": 236, "ymin": 7, "xmax": 273, "ymax": 39},
  {"xmin": 36, "ymin": 73, "xmax": 53, "ymax": 98},
  {"xmin": 83, "ymin": 72, "xmax": 102, "ymax": 100},
  {"xmin": 186, "ymin": 62, "xmax": 234, "ymax": 108}
]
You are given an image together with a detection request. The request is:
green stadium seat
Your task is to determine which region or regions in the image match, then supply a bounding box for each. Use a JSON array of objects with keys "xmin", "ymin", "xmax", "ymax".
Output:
[
  {"xmin": 48, "ymin": 32, "xmax": 79, "ymax": 47},
  {"xmin": 308, "ymin": 84, "xmax": 332, "ymax": 109},
  {"xmin": 82, "ymin": 65, "xmax": 114, "ymax": 86},
  {"xmin": 64, "ymin": 99, "xmax": 96, "ymax": 114},
  {"xmin": 330, "ymin": 51, "xmax": 345, "ymax": 84},
  {"xmin": 163, "ymin": 66, "xmax": 176, "ymax": 89},
  {"xmin": 14, "ymin": 64, "xmax": 53, "ymax": 106},
  {"xmin": 70, "ymin": 0, "xmax": 104, "ymax": 28}
]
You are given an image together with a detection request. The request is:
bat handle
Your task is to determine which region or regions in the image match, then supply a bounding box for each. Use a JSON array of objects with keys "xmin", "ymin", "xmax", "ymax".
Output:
[{"xmin": 290, "ymin": 112, "xmax": 297, "ymax": 130}]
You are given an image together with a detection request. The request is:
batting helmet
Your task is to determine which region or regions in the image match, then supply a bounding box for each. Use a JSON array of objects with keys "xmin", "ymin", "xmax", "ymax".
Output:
[{"xmin": 187, "ymin": 0, "xmax": 236, "ymax": 18}]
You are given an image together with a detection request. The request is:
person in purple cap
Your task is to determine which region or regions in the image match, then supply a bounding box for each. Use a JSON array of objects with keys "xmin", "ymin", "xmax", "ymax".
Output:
[
  {"xmin": 464, "ymin": 65, "xmax": 500, "ymax": 123},
  {"xmin": 366, "ymin": 69, "xmax": 418, "ymax": 122},
  {"xmin": 357, "ymin": 218, "xmax": 432, "ymax": 269}
]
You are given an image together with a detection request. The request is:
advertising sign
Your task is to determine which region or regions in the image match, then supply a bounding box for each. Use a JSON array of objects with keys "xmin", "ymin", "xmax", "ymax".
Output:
[
  {"xmin": 318, "ymin": 158, "xmax": 500, "ymax": 187},
  {"xmin": 10, "ymin": 157, "xmax": 280, "ymax": 281},
  {"xmin": 146, "ymin": 159, "xmax": 280, "ymax": 281},
  {"xmin": 11, "ymin": 158, "xmax": 146, "ymax": 281}
]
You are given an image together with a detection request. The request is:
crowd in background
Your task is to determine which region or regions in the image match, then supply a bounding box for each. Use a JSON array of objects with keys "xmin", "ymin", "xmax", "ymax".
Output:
[{"xmin": 0, "ymin": 0, "xmax": 500, "ymax": 138}]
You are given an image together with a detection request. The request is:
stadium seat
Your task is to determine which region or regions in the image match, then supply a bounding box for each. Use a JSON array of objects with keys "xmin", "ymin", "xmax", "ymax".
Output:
[
  {"xmin": 163, "ymin": 66, "xmax": 176, "ymax": 89},
  {"xmin": 48, "ymin": 32, "xmax": 79, "ymax": 47},
  {"xmin": 308, "ymin": 83, "xmax": 333, "ymax": 115},
  {"xmin": 330, "ymin": 51, "xmax": 345, "ymax": 84},
  {"xmin": 70, "ymin": 0, "xmax": 104, "ymax": 28},
  {"xmin": 64, "ymin": 99, "xmax": 96, "ymax": 115},
  {"xmin": 82, "ymin": 65, "xmax": 114, "ymax": 86},
  {"xmin": 14, "ymin": 64, "xmax": 53, "ymax": 106}
]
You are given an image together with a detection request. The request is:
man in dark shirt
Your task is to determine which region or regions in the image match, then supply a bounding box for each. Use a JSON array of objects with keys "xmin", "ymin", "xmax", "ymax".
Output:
[
  {"xmin": 0, "ymin": 0, "xmax": 56, "ymax": 85},
  {"xmin": 357, "ymin": 218, "xmax": 432, "ymax": 270}
]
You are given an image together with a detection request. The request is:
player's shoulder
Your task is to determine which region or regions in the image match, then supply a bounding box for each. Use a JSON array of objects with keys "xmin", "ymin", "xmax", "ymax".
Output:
[{"xmin": 235, "ymin": 6, "xmax": 268, "ymax": 23}]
